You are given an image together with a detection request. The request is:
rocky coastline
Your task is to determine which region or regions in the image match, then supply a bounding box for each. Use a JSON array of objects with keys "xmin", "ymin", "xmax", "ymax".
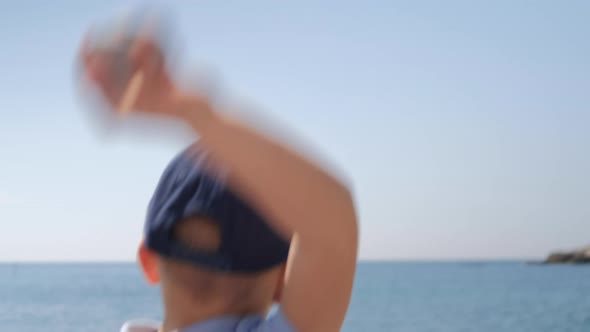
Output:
[{"xmin": 544, "ymin": 246, "xmax": 590, "ymax": 264}]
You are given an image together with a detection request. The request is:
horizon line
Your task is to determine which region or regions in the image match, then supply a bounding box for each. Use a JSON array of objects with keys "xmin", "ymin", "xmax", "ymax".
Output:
[{"xmin": 0, "ymin": 257, "xmax": 542, "ymax": 264}]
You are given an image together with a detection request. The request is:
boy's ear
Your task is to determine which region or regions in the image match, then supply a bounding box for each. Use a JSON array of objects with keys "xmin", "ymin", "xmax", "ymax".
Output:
[
  {"xmin": 138, "ymin": 241, "xmax": 160, "ymax": 285},
  {"xmin": 273, "ymin": 264, "xmax": 287, "ymax": 302}
]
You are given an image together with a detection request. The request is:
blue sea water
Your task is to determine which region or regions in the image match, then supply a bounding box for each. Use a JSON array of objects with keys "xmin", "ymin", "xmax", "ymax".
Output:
[{"xmin": 0, "ymin": 262, "xmax": 588, "ymax": 332}]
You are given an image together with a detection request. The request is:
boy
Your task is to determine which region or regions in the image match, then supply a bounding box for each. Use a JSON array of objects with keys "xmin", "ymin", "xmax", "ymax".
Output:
[{"xmin": 80, "ymin": 32, "xmax": 358, "ymax": 332}]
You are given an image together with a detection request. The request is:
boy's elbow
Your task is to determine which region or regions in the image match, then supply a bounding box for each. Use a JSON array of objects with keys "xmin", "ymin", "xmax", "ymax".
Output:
[{"xmin": 339, "ymin": 185, "xmax": 359, "ymax": 248}]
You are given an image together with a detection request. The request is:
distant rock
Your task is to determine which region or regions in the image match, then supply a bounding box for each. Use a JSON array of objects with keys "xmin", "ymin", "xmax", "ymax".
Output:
[{"xmin": 544, "ymin": 246, "xmax": 590, "ymax": 264}]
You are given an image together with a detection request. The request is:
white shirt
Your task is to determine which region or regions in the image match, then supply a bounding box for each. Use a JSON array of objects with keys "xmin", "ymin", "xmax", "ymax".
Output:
[{"xmin": 121, "ymin": 307, "xmax": 296, "ymax": 332}]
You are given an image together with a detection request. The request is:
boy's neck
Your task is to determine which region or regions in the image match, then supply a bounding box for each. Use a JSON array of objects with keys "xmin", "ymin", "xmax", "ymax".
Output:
[
  {"xmin": 161, "ymin": 294, "xmax": 227, "ymax": 332},
  {"xmin": 160, "ymin": 290, "xmax": 270, "ymax": 332}
]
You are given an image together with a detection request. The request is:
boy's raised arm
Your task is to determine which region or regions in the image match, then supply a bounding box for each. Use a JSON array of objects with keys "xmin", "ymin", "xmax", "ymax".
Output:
[{"xmin": 179, "ymin": 95, "xmax": 359, "ymax": 332}]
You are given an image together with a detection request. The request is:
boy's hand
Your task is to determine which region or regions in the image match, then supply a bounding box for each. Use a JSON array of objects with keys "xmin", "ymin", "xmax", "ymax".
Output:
[{"xmin": 80, "ymin": 34, "xmax": 180, "ymax": 116}]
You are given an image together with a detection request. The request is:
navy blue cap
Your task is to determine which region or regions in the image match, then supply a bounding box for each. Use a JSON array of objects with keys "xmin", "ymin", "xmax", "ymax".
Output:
[{"xmin": 144, "ymin": 145, "xmax": 291, "ymax": 273}]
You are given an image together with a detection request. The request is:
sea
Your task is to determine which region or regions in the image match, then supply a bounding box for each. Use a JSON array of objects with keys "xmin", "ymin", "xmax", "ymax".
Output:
[{"xmin": 0, "ymin": 262, "xmax": 588, "ymax": 332}]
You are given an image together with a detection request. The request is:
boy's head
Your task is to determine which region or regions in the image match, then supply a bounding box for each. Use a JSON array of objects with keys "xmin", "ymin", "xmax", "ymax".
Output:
[{"xmin": 137, "ymin": 145, "xmax": 291, "ymax": 315}]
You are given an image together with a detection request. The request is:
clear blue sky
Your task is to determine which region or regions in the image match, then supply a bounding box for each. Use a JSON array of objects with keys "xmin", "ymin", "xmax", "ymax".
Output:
[{"xmin": 0, "ymin": 0, "xmax": 588, "ymax": 261}]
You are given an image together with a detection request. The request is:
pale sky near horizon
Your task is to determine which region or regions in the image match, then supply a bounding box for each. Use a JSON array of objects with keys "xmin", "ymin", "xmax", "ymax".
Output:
[{"xmin": 0, "ymin": 0, "xmax": 588, "ymax": 261}]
